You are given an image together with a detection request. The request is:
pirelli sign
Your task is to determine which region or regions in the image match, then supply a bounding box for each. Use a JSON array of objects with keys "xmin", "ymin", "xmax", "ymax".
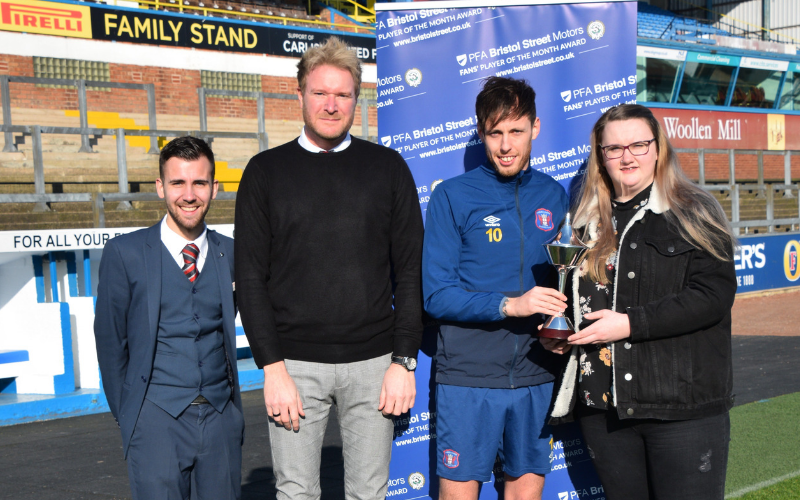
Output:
[
  {"xmin": 0, "ymin": 0, "xmax": 376, "ymax": 62},
  {"xmin": 0, "ymin": 0, "xmax": 91, "ymax": 38}
]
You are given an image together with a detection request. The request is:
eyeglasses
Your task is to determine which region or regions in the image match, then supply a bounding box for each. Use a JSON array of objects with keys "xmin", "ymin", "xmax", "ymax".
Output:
[{"xmin": 600, "ymin": 139, "xmax": 656, "ymax": 160}]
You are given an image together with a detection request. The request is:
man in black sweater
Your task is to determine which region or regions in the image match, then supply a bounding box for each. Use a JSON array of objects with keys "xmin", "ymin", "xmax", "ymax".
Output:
[{"xmin": 234, "ymin": 37, "xmax": 424, "ymax": 500}]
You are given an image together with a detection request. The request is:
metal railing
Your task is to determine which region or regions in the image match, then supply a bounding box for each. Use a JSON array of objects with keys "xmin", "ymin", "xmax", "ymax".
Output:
[
  {"xmin": 323, "ymin": 0, "xmax": 376, "ymax": 24},
  {"xmin": 197, "ymin": 88, "xmax": 376, "ymax": 148},
  {"xmin": 679, "ymin": 147, "xmax": 800, "ymax": 234},
  {"xmin": 1, "ymin": 76, "xmax": 158, "ymax": 154},
  {"xmin": 666, "ymin": 0, "xmax": 800, "ymax": 44},
  {"xmin": 0, "ymin": 125, "xmax": 264, "ymax": 215},
  {"xmin": 683, "ymin": 148, "xmax": 795, "ymax": 194},
  {"xmin": 2, "ymin": 140, "xmax": 798, "ymax": 232}
]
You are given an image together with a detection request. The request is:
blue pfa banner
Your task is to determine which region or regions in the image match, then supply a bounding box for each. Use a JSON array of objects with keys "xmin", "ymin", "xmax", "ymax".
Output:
[
  {"xmin": 735, "ymin": 233, "xmax": 800, "ymax": 293},
  {"xmin": 377, "ymin": 1, "xmax": 636, "ymax": 499}
]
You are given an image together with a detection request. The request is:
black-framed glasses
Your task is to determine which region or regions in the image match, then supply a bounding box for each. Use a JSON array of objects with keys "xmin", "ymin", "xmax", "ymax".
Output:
[{"xmin": 600, "ymin": 139, "xmax": 656, "ymax": 160}]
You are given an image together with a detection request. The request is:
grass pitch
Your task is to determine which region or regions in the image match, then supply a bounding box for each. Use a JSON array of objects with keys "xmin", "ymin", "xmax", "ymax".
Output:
[{"xmin": 726, "ymin": 392, "xmax": 800, "ymax": 498}]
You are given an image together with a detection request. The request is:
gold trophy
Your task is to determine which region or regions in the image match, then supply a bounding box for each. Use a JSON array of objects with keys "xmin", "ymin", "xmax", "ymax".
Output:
[{"xmin": 539, "ymin": 213, "xmax": 587, "ymax": 340}]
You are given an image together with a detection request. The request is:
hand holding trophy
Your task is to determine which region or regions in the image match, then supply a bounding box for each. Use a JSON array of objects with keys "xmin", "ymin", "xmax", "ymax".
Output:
[{"xmin": 538, "ymin": 213, "xmax": 587, "ymax": 340}]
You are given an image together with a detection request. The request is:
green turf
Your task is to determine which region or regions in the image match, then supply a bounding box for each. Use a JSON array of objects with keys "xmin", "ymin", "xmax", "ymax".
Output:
[
  {"xmin": 726, "ymin": 392, "xmax": 800, "ymax": 496},
  {"xmin": 733, "ymin": 475, "xmax": 800, "ymax": 500}
]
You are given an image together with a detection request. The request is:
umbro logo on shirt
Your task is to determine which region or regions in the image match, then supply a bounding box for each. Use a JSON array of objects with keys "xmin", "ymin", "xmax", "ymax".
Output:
[{"xmin": 483, "ymin": 215, "xmax": 501, "ymax": 227}]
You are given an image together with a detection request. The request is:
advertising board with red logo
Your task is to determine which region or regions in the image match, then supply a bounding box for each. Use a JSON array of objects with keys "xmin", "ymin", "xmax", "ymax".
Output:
[
  {"xmin": 649, "ymin": 107, "xmax": 800, "ymax": 151},
  {"xmin": 735, "ymin": 233, "xmax": 800, "ymax": 292},
  {"xmin": 0, "ymin": 0, "xmax": 376, "ymax": 61},
  {"xmin": 0, "ymin": 0, "xmax": 91, "ymax": 38}
]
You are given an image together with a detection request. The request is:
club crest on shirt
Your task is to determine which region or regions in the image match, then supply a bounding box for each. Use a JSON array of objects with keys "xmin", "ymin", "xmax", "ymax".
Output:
[
  {"xmin": 535, "ymin": 208, "xmax": 554, "ymax": 231},
  {"xmin": 443, "ymin": 449, "xmax": 460, "ymax": 468}
]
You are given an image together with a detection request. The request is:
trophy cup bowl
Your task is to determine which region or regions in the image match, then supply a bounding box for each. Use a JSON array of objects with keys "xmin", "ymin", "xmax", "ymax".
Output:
[{"xmin": 538, "ymin": 214, "xmax": 587, "ymax": 340}]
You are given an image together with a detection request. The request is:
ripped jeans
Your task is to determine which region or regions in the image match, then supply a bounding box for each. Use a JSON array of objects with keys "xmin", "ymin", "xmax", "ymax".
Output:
[{"xmin": 576, "ymin": 406, "xmax": 730, "ymax": 500}]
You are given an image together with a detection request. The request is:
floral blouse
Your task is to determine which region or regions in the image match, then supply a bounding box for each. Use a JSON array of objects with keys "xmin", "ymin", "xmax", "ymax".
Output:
[{"xmin": 576, "ymin": 184, "xmax": 652, "ymax": 409}]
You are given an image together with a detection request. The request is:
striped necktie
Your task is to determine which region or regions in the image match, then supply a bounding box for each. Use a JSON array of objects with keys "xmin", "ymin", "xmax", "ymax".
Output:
[{"xmin": 181, "ymin": 243, "xmax": 200, "ymax": 282}]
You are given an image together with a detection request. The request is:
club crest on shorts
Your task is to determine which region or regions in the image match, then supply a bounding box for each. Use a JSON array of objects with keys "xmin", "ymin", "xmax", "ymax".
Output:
[
  {"xmin": 535, "ymin": 208, "xmax": 554, "ymax": 231},
  {"xmin": 443, "ymin": 449, "xmax": 460, "ymax": 468}
]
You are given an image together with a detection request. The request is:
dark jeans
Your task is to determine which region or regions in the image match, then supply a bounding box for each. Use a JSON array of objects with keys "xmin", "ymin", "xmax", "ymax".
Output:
[{"xmin": 577, "ymin": 406, "xmax": 730, "ymax": 500}]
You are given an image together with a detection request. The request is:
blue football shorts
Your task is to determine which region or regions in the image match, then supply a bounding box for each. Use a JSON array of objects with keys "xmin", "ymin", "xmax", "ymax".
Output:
[{"xmin": 435, "ymin": 382, "xmax": 554, "ymax": 482}]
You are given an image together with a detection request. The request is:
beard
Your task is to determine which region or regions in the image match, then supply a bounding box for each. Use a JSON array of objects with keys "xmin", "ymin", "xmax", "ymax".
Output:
[
  {"xmin": 165, "ymin": 203, "xmax": 209, "ymax": 236},
  {"xmin": 487, "ymin": 151, "xmax": 531, "ymax": 178},
  {"xmin": 302, "ymin": 105, "xmax": 354, "ymax": 144}
]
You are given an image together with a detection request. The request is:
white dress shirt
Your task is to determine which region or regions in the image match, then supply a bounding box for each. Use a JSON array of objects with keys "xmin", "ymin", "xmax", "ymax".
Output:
[
  {"xmin": 160, "ymin": 216, "xmax": 209, "ymax": 273},
  {"xmin": 298, "ymin": 127, "xmax": 351, "ymax": 153}
]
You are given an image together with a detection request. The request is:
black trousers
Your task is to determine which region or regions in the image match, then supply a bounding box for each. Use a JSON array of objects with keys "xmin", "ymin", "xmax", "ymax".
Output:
[{"xmin": 577, "ymin": 406, "xmax": 730, "ymax": 500}]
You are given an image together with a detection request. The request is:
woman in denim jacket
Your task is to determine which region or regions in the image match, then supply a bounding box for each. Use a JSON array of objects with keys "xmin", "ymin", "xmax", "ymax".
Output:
[{"xmin": 544, "ymin": 104, "xmax": 738, "ymax": 500}]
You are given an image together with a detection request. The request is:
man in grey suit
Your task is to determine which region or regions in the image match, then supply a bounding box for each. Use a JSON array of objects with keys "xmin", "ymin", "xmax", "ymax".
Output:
[{"xmin": 94, "ymin": 136, "xmax": 243, "ymax": 500}]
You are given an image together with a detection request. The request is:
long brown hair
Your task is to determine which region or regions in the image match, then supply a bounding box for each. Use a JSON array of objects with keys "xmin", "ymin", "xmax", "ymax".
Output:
[{"xmin": 573, "ymin": 104, "xmax": 736, "ymax": 284}]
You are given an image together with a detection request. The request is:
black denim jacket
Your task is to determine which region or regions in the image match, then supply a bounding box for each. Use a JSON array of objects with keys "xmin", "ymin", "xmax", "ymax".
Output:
[{"xmin": 550, "ymin": 185, "xmax": 737, "ymax": 422}]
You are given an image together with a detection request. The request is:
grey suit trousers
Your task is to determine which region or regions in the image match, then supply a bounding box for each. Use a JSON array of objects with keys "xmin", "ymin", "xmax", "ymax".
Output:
[
  {"xmin": 268, "ymin": 353, "xmax": 394, "ymax": 500},
  {"xmin": 127, "ymin": 398, "xmax": 244, "ymax": 500}
]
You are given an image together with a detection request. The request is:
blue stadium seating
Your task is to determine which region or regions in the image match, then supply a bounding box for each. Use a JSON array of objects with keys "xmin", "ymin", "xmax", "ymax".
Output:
[{"xmin": 637, "ymin": 1, "xmax": 733, "ymax": 43}]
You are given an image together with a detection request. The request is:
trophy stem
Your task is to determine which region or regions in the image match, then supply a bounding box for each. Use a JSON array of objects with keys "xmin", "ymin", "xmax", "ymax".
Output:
[{"xmin": 557, "ymin": 267, "xmax": 569, "ymax": 295}]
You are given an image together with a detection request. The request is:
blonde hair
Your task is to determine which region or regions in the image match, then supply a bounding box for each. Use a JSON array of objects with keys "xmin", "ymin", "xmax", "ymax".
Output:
[
  {"xmin": 297, "ymin": 36, "xmax": 362, "ymax": 98},
  {"xmin": 573, "ymin": 104, "xmax": 736, "ymax": 284}
]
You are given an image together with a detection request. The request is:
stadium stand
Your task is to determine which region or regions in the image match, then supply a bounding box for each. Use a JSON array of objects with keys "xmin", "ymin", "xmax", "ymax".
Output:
[{"xmin": 637, "ymin": 1, "xmax": 733, "ymax": 43}]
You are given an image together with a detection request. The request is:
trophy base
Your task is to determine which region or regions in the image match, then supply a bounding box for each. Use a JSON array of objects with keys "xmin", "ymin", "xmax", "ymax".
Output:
[
  {"xmin": 538, "ymin": 327, "xmax": 573, "ymax": 340},
  {"xmin": 538, "ymin": 315, "xmax": 574, "ymax": 340}
]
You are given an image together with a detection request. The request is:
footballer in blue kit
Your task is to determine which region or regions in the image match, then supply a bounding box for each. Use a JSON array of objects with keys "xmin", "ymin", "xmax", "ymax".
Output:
[{"xmin": 422, "ymin": 77, "xmax": 569, "ymax": 500}]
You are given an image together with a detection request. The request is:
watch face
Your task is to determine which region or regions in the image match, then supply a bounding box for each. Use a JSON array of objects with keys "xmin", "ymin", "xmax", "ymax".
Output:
[{"xmin": 406, "ymin": 358, "xmax": 417, "ymax": 370}]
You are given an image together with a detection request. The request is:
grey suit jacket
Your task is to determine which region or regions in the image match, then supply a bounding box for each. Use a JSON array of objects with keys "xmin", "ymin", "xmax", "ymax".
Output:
[{"xmin": 93, "ymin": 223, "xmax": 240, "ymax": 457}]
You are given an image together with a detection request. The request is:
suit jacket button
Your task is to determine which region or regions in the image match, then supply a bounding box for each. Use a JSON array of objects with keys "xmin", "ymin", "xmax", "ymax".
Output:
[
  {"xmin": 630, "ymin": 242, "xmax": 637, "ymax": 249},
  {"xmin": 627, "ymin": 408, "xmax": 634, "ymax": 415},
  {"xmin": 624, "ymin": 342, "xmax": 632, "ymax": 349},
  {"xmin": 624, "ymin": 373, "xmax": 633, "ymax": 381},
  {"xmin": 141, "ymin": 376, "xmax": 146, "ymax": 383},
  {"xmin": 627, "ymin": 271, "xmax": 635, "ymax": 279}
]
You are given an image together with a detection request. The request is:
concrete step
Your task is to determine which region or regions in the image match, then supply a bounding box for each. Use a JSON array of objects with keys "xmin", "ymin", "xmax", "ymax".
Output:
[
  {"xmin": 0, "ymin": 211, "xmax": 98, "ymax": 225},
  {"xmin": 0, "ymin": 167, "xmax": 159, "ymax": 183},
  {"xmin": 0, "ymin": 202, "xmax": 93, "ymax": 214},
  {"xmin": 0, "ymin": 200, "xmax": 236, "ymax": 230},
  {"xmin": 0, "ymin": 220, "xmax": 96, "ymax": 230}
]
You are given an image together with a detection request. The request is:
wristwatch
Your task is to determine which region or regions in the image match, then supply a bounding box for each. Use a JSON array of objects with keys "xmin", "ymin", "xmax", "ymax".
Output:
[{"xmin": 391, "ymin": 355, "xmax": 417, "ymax": 371}]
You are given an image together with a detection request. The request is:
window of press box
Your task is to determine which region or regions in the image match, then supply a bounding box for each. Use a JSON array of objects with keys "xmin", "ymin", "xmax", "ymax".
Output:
[
  {"xmin": 730, "ymin": 67, "xmax": 782, "ymax": 108},
  {"xmin": 636, "ymin": 56, "xmax": 681, "ymax": 103},
  {"xmin": 778, "ymin": 71, "xmax": 800, "ymax": 111},
  {"xmin": 677, "ymin": 62, "xmax": 735, "ymax": 106}
]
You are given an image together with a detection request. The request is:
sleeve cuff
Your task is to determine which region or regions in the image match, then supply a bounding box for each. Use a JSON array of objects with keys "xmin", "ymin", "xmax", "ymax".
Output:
[
  {"xmin": 626, "ymin": 306, "xmax": 647, "ymax": 342},
  {"xmin": 499, "ymin": 297, "xmax": 509, "ymax": 318},
  {"xmin": 392, "ymin": 336, "xmax": 422, "ymax": 359}
]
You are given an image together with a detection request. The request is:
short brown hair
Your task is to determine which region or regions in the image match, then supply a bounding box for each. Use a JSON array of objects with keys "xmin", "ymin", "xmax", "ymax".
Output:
[
  {"xmin": 297, "ymin": 36, "xmax": 362, "ymax": 98},
  {"xmin": 475, "ymin": 77, "xmax": 537, "ymax": 134},
  {"xmin": 159, "ymin": 136, "xmax": 215, "ymax": 180}
]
